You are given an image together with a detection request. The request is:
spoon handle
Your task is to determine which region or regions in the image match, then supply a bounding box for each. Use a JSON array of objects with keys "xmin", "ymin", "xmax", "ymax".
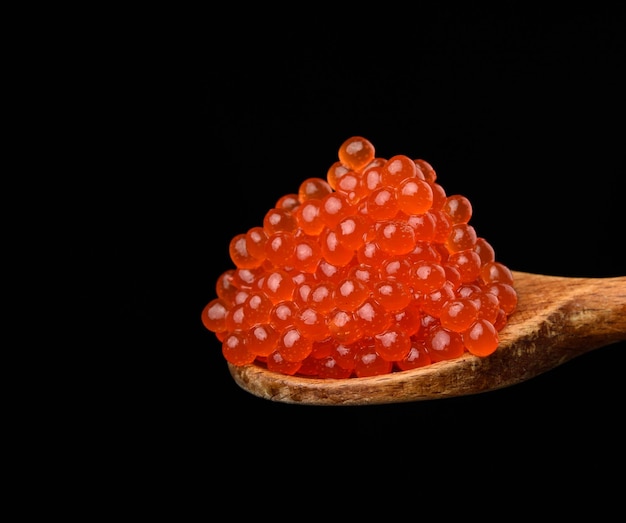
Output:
[
  {"xmin": 569, "ymin": 275, "xmax": 626, "ymax": 345},
  {"xmin": 510, "ymin": 273, "xmax": 626, "ymax": 353}
]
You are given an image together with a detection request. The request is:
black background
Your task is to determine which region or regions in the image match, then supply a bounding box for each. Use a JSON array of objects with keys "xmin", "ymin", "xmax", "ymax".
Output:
[{"xmin": 99, "ymin": 5, "xmax": 625, "ymax": 510}]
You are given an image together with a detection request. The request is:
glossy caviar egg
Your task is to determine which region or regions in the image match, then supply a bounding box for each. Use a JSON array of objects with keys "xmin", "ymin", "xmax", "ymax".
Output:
[
  {"xmin": 414, "ymin": 159, "xmax": 437, "ymax": 183},
  {"xmin": 372, "ymin": 279, "xmax": 412, "ymax": 311},
  {"xmin": 229, "ymin": 233, "xmax": 263, "ymax": 269},
  {"xmin": 320, "ymin": 191, "xmax": 354, "ymax": 228},
  {"xmin": 396, "ymin": 338, "xmax": 431, "ymax": 370},
  {"xmin": 354, "ymin": 343, "xmax": 393, "ymax": 377},
  {"xmin": 293, "ymin": 276, "xmax": 315, "ymax": 308},
  {"xmin": 294, "ymin": 199, "xmax": 325, "ymax": 236},
  {"xmin": 335, "ymin": 170, "xmax": 366, "ymax": 204},
  {"xmin": 277, "ymin": 326, "xmax": 313, "ymax": 362},
  {"xmin": 374, "ymin": 327, "xmax": 411, "ymax": 361},
  {"xmin": 381, "ymin": 154, "xmax": 418, "ymax": 187},
  {"xmin": 269, "ymin": 300, "xmax": 299, "ymax": 331},
  {"xmin": 443, "ymin": 264, "xmax": 462, "ymax": 289},
  {"xmin": 232, "ymin": 266, "xmax": 264, "ymax": 289},
  {"xmin": 472, "ymin": 290, "xmax": 500, "ymax": 323},
  {"xmin": 293, "ymin": 237, "xmax": 322, "ymax": 273},
  {"xmin": 348, "ymin": 263, "xmax": 377, "ymax": 289},
  {"xmin": 443, "ymin": 194, "xmax": 473, "ymax": 224},
  {"xmin": 392, "ymin": 301, "xmax": 422, "ymax": 336},
  {"xmin": 232, "ymin": 289, "xmax": 250, "ymax": 306},
  {"xmin": 327, "ymin": 309, "xmax": 363, "ymax": 344},
  {"xmin": 448, "ymin": 250, "xmax": 482, "ymax": 282},
  {"xmin": 445, "ymin": 223, "xmax": 477, "ymax": 253},
  {"xmin": 439, "ymin": 297, "xmax": 479, "ymax": 332},
  {"xmin": 308, "ymin": 281, "xmax": 337, "ymax": 314},
  {"xmin": 420, "ymin": 312, "xmax": 439, "ymax": 332},
  {"xmin": 380, "ymin": 257, "xmax": 413, "ymax": 284},
  {"xmin": 245, "ymin": 227, "xmax": 268, "ymax": 261},
  {"xmin": 247, "ymin": 324, "xmax": 280, "ymax": 356},
  {"xmin": 361, "ymin": 163, "xmax": 385, "ymax": 193},
  {"xmin": 474, "ymin": 237, "xmax": 496, "ymax": 264},
  {"xmin": 463, "ymin": 318, "xmax": 499, "ymax": 357},
  {"xmin": 295, "ymin": 307, "xmax": 330, "ymax": 341},
  {"xmin": 266, "ymin": 350, "xmax": 302, "ymax": 375},
  {"xmin": 356, "ymin": 240, "xmax": 387, "ymax": 266},
  {"xmin": 320, "ymin": 228, "xmax": 355, "ymax": 267},
  {"xmin": 412, "ymin": 261, "xmax": 447, "ymax": 293},
  {"xmin": 355, "ymin": 298, "xmax": 392, "ymax": 336},
  {"xmin": 222, "ymin": 331, "xmax": 255, "ymax": 365},
  {"xmin": 404, "ymin": 212, "xmax": 436, "ymax": 241},
  {"xmin": 224, "ymin": 302, "xmax": 248, "ymax": 332},
  {"xmin": 420, "ymin": 281, "xmax": 456, "ymax": 317},
  {"xmin": 480, "ymin": 261, "xmax": 515, "ymax": 285},
  {"xmin": 201, "ymin": 136, "xmax": 518, "ymax": 379},
  {"xmin": 299, "ymin": 177, "xmax": 333, "ymax": 202},
  {"xmin": 330, "ymin": 341, "xmax": 358, "ymax": 370},
  {"xmin": 335, "ymin": 214, "xmax": 368, "ymax": 250},
  {"xmin": 375, "ymin": 220, "xmax": 416, "ymax": 255},
  {"xmin": 327, "ymin": 161, "xmax": 350, "ymax": 190},
  {"xmin": 366, "ymin": 186, "xmax": 399, "ymax": 221},
  {"xmin": 430, "ymin": 183, "xmax": 447, "ymax": 210},
  {"xmin": 333, "ymin": 277, "xmax": 370, "ymax": 311},
  {"xmin": 215, "ymin": 269, "xmax": 238, "ymax": 302},
  {"xmin": 316, "ymin": 357, "xmax": 353, "ymax": 379},
  {"xmin": 338, "ymin": 136, "xmax": 376, "ymax": 171},
  {"xmin": 275, "ymin": 193, "xmax": 301, "ymax": 211},
  {"xmin": 493, "ymin": 308, "xmax": 508, "ymax": 331},
  {"xmin": 396, "ymin": 178, "xmax": 434, "ymax": 215},
  {"xmin": 366, "ymin": 157, "xmax": 387, "ymax": 170},
  {"xmin": 201, "ymin": 298, "xmax": 229, "ymax": 333},
  {"xmin": 315, "ymin": 258, "xmax": 346, "ymax": 282},
  {"xmin": 261, "ymin": 269, "xmax": 296, "ymax": 303},
  {"xmin": 310, "ymin": 336, "xmax": 334, "ymax": 359},
  {"xmin": 264, "ymin": 231, "xmax": 296, "ymax": 267},
  {"xmin": 430, "ymin": 209, "xmax": 452, "ymax": 243},
  {"xmin": 242, "ymin": 292, "xmax": 273, "ymax": 326},
  {"xmin": 486, "ymin": 282, "xmax": 518, "ymax": 314},
  {"xmin": 426, "ymin": 326, "xmax": 466, "ymax": 362},
  {"xmin": 263, "ymin": 207, "xmax": 298, "ymax": 234}
]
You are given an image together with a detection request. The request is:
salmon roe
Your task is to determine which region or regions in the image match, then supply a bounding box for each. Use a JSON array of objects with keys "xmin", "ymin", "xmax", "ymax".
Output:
[{"xmin": 201, "ymin": 137, "xmax": 518, "ymax": 378}]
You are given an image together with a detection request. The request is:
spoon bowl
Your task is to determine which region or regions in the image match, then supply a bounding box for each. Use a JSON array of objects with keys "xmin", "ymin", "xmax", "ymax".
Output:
[{"xmin": 228, "ymin": 271, "xmax": 626, "ymax": 405}]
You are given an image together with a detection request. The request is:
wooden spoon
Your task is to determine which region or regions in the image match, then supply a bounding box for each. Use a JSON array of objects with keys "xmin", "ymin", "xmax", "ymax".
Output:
[{"xmin": 228, "ymin": 271, "xmax": 626, "ymax": 406}]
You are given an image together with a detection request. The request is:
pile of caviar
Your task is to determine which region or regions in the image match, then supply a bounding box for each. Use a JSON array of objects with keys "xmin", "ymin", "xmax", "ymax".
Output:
[{"xmin": 201, "ymin": 136, "xmax": 518, "ymax": 378}]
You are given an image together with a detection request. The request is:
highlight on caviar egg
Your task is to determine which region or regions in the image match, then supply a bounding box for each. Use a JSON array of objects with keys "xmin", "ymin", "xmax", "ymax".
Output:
[{"xmin": 201, "ymin": 136, "xmax": 518, "ymax": 378}]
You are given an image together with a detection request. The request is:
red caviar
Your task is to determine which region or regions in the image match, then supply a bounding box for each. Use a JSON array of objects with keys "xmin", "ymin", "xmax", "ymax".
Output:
[{"xmin": 202, "ymin": 137, "xmax": 518, "ymax": 378}]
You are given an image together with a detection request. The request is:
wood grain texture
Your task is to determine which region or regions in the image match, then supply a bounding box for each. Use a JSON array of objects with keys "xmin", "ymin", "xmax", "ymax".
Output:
[{"xmin": 228, "ymin": 271, "xmax": 626, "ymax": 406}]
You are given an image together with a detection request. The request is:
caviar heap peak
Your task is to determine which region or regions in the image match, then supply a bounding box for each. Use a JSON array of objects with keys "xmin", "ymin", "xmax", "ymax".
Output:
[{"xmin": 202, "ymin": 136, "xmax": 518, "ymax": 378}]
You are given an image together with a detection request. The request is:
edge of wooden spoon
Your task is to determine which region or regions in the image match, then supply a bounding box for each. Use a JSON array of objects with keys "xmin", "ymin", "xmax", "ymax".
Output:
[{"xmin": 228, "ymin": 271, "xmax": 626, "ymax": 406}]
